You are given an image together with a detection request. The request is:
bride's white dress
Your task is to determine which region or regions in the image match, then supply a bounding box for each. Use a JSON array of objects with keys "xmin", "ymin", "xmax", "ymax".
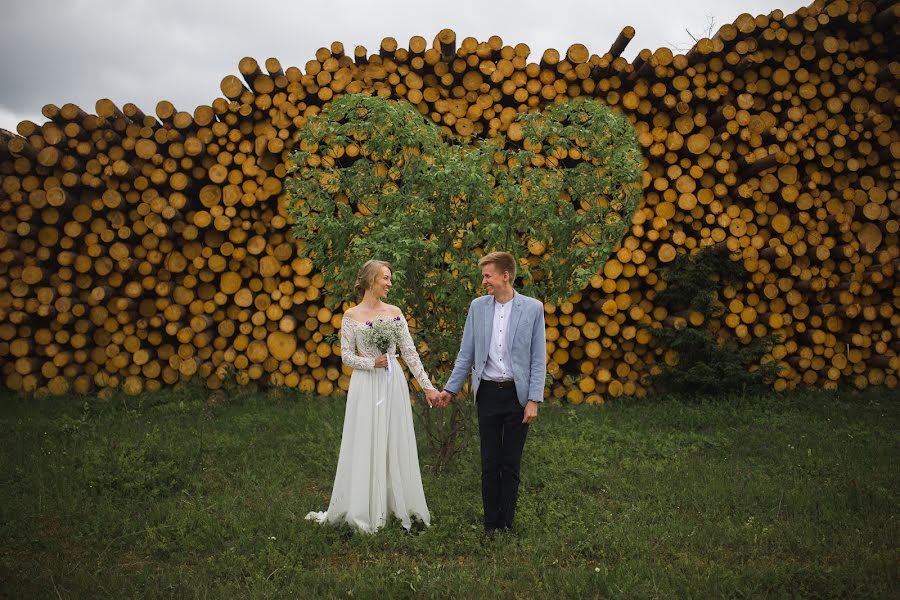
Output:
[{"xmin": 305, "ymin": 314, "xmax": 435, "ymax": 533}]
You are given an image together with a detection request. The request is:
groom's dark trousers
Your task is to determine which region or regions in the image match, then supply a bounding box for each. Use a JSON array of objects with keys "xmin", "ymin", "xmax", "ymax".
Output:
[{"xmin": 476, "ymin": 379, "xmax": 528, "ymax": 531}]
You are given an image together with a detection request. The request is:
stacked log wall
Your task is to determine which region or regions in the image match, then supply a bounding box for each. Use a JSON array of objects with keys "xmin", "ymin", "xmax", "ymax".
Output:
[{"xmin": 0, "ymin": 0, "xmax": 896, "ymax": 399}]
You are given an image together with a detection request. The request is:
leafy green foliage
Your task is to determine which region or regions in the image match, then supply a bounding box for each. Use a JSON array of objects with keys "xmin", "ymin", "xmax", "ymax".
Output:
[
  {"xmin": 650, "ymin": 325, "xmax": 781, "ymax": 396},
  {"xmin": 287, "ymin": 95, "xmax": 485, "ymax": 373},
  {"xmin": 653, "ymin": 246, "xmax": 746, "ymax": 317},
  {"xmin": 286, "ymin": 94, "xmax": 642, "ymax": 381},
  {"xmin": 488, "ymin": 101, "xmax": 643, "ymax": 297},
  {"xmin": 649, "ymin": 247, "xmax": 781, "ymax": 396}
]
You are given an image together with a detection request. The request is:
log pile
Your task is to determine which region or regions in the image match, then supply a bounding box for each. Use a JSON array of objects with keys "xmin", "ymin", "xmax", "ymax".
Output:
[{"xmin": 0, "ymin": 0, "xmax": 896, "ymax": 399}]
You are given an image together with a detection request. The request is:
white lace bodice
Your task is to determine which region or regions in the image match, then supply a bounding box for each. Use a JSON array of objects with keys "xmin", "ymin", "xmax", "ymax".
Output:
[{"xmin": 340, "ymin": 314, "xmax": 436, "ymax": 392}]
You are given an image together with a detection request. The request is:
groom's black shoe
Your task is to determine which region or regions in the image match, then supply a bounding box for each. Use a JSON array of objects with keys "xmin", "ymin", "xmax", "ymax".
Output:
[
  {"xmin": 481, "ymin": 528, "xmax": 498, "ymax": 545},
  {"xmin": 502, "ymin": 526, "xmax": 522, "ymax": 543}
]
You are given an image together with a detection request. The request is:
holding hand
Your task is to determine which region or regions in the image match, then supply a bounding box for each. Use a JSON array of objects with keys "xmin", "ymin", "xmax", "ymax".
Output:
[
  {"xmin": 424, "ymin": 388, "xmax": 440, "ymax": 408},
  {"xmin": 373, "ymin": 354, "xmax": 389, "ymax": 368},
  {"xmin": 438, "ymin": 390, "xmax": 453, "ymax": 408}
]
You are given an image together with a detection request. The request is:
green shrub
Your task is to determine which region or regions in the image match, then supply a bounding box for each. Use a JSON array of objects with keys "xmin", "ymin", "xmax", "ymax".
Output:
[{"xmin": 648, "ymin": 247, "xmax": 781, "ymax": 396}]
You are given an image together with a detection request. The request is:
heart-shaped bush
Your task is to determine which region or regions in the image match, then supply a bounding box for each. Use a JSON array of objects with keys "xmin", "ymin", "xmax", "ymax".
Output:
[{"xmin": 286, "ymin": 94, "xmax": 642, "ymax": 379}]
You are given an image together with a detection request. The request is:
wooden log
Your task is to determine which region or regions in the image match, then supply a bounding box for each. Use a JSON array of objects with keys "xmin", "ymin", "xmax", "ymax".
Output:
[
  {"xmin": 608, "ymin": 27, "xmax": 635, "ymax": 59},
  {"xmin": 437, "ymin": 28, "xmax": 457, "ymax": 61}
]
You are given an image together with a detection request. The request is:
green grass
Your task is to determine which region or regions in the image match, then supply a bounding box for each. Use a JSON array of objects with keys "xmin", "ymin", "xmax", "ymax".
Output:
[{"xmin": 1, "ymin": 384, "xmax": 897, "ymax": 599}]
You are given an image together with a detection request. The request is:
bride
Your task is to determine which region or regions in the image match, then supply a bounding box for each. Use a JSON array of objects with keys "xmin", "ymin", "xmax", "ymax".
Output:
[{"xmin": 306, "ymin": 259, "xmax": 440, "ymax": 533}]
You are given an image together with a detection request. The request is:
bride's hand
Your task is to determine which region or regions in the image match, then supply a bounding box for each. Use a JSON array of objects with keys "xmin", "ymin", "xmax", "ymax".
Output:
[
  {"xmin": 424, "ymin": 388, "xmax": 439, "ymax": 408},
  {"xmin": 373, "ymin": 354, "xmax": 388, "ymax": 368}
]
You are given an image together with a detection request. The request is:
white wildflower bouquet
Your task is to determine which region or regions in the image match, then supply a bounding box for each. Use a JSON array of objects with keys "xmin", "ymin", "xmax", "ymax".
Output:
[{"xmin": 364, "ymin": 316, "xmax": 404, "ymax": 354}]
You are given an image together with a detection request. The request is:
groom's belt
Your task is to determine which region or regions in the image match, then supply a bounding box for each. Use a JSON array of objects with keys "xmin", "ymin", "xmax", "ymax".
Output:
[{"xmin": 481, "ymin": 379, "xmax": 515, "ymax": 389}]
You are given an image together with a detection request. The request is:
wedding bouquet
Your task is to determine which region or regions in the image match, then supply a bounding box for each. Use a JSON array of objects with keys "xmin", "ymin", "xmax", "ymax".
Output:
[{"xmin": 364, "ymin": 316, "xmax": 404, "ymax": 354}]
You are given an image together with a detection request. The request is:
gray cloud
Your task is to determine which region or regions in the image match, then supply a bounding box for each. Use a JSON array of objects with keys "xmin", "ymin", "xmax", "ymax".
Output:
[{"xmin": 1, "ymin": 0, "xmax": 809, "ymax": 131}]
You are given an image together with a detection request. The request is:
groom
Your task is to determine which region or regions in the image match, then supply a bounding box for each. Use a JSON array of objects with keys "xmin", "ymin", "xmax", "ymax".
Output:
[{"xmin": 440, "ymin": 251, "xmax": 546, "ymax": 535}]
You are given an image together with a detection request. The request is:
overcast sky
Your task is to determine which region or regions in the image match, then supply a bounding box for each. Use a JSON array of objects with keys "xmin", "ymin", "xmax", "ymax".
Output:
[{"xmin": 1, "ymin": 0, "xmax": 810, "ymax": 132}]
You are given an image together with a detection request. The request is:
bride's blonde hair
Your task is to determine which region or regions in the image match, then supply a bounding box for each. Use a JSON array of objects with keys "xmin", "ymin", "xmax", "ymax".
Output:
[{"xmin": 354, "ymin": 259, "xmax": 392, "ymax": 300}]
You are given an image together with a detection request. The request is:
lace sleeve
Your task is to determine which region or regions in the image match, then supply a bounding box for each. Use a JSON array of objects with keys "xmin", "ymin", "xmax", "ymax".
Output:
[
  {"xmin": 340, "ymin": 322, "xmax": 376, "ymax": 370},
  {"xmin": 398, "ymin": 316, "xmax": 436, "ymax": 392}
]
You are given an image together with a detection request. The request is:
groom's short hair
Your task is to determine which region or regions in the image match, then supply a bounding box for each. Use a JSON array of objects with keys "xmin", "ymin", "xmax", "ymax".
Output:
[{"xmin": 479, "ymin": 251, "xmax": 516, "ymax": 280}]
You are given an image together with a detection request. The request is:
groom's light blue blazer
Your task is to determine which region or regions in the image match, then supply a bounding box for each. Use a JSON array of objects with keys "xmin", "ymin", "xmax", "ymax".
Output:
[{"xmin": 444, "ymin": 290, "xmax": 547, "ymax": 407}]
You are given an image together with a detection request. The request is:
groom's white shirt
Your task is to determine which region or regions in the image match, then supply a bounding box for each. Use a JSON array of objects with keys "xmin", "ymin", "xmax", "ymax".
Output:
[
  {"xmin": 482, "ymin": 297, "xmax": 512, "ymax": 381},
  {"xmin": 445, "ymin": 290, "xmax": 547, "ymax": 407}
]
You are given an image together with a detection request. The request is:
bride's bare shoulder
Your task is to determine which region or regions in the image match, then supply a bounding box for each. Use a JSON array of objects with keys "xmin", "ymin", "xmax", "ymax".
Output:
[
  {"xmin": 342, "ymin": 306, "xmax": 361, "ymax": 322},
  {"xmin": 385, "ymin": 304, "xmax": 404, "ymax": 318}
]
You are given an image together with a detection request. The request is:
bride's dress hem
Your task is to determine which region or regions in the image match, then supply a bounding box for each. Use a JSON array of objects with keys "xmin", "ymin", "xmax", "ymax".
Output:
[{"xmin": 304, "ymin": 509, "xmax": 430, "ymax": 535}]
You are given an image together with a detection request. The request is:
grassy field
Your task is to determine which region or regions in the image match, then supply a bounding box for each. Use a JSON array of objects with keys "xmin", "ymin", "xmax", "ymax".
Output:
[{"xmin": 0, "ymin": 384, "xmax": 896, "ymax": 599}]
